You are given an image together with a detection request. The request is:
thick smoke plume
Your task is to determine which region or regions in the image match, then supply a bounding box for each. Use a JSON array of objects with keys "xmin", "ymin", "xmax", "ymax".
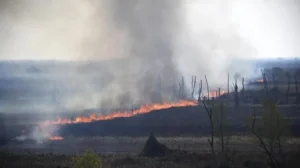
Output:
[{"xmin": 0, "ymin": 0, "xmax": 299, "ymax": 114}]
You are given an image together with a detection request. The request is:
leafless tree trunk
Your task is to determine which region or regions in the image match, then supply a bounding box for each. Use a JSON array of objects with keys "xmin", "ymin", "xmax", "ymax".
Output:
[
  {"xmin": 198, "ymin": 80, "xmax": 202, "ymax": 103},
  {"xmin": 262, "ymin": 69, "xmax": 268, "ymax": 93},
  {"xmin": 205, "ymin": 75, "xmax": 210, "ymax": 101},
  {"xmin": 191, "ymin": 76, "xmax": 196, "ymax": 100},
  {"xmin": 252, "ymin": 107, "xmax": 280, "ymax": 168},
  {"xmin": 181, "ymin": 76, "xmax": 185, "ymax": 99},
  {"xmin": 203, "ymin": 100, "xmax": 216, "ymax": 162},
  {"xmin": 234, "ymin": 79, "xmax": 239, "ymax": 107},
  {"xmin": 276, "ymin": 116, "xmax": 286, "ymax": 166}
]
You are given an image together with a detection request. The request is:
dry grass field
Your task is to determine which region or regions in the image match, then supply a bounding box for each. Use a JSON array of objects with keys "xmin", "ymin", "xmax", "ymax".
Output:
[{"xmin": 1, "ymin": 136, "xmax": 300, "ymax": 168}]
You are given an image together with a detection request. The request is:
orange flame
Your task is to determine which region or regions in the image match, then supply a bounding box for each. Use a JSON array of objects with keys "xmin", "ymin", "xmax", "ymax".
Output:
[
  {"xmin": 207, "ymin": 90, "xmax": 227, "ymax": 98},
  {"xmin": 40, "ymin": 100, "xmax": 197, "ymax": 126},
  {"xmin": 48, "ymin": 136, "xmax": 64, "ymax": 141},
  {"xmin": 257, "ymin": 79, "xmax": 264, "ymax": 83}
]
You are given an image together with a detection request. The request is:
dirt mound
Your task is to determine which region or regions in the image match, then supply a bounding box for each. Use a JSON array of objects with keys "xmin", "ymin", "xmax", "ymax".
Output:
[{"xmin": 139, "ymin": 132, "xmax": 171, "ymax": 157}]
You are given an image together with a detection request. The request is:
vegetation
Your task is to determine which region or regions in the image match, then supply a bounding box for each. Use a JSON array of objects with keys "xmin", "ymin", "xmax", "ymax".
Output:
[
  {"xmin": 251, "ymin": 100, "xmax": 289, "ymax": 168},
  {"xmin": 72, "ymin": 149, "xmax": 103, "ymax": 168}
]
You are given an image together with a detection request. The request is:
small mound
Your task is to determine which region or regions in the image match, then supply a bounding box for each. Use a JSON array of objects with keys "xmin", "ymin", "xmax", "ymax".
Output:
[{"xmin": 139, "ymin": 132, "xmax": 171, "ymax": 157}]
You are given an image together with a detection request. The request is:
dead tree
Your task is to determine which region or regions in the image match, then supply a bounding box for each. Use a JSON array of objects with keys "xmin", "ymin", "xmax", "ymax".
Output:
[
  {"xmin": 178, "ymin": 82, "xmax": 182, "ymax": 99},
  {"xmin": 191, "ymin": 76, "xmax": 196, "ymax": 100},
  {"xmin": 181, "ymin": 76, "xmax": 185, "ymax": 99},
  {"xmin": 251, "ymin": 107, "xmax": 280, "ymax": 168},
  {"xmin": 286, "ymin": 72, "xmax": 290, "ymax": 104},
  {"xmin": 262, "ymin": 69, "xmax": 268, "ymax": 93},
  {"xmin": 202, "ymin": 75, "xmax": 218, "ymax": 164},
  {"xmin": 198, "ymin": 80, "xmax": 202, "ymax": 103},
  {"xmin": 234, "ymin": 79, "xmax": 239, "ymax": 107},
  {"xmin": 203, "ymin": 100, "xmax": 216, "ymax": 162},
  {"xmin": 205, "ymin": 75, "xmax": 210, "ymax": 101}
]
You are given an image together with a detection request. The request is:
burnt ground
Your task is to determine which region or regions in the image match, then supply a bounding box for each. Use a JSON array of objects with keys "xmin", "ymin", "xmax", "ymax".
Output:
[
  {"xmin": 1, "ymin": 105, "xmax": 300, "ymax": 167},
  {"xmin": 57, "ymin": 105, "xmax": 300, "ymax": 137},
  {"xmin": 1, "ymin": 105, "xmax": 300, "ymax": 143}
]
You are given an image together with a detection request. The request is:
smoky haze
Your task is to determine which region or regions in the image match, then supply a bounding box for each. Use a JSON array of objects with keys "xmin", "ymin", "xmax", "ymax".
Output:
[{"xmin": 0, "ymin": 0, "xmax": 299, "ymax": 114}]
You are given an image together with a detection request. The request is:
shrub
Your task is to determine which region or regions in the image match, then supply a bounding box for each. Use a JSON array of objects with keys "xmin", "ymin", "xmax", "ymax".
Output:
[
  {"xmin": 72, "ymin": 149, "xmax": 103, "ymax": 168},
  {"xmin": 251, "ymin": 100, "xmax": 290, "ymax": 168}
]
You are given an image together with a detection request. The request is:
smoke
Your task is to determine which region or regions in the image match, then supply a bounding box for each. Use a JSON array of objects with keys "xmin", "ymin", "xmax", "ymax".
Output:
[
  {"xmin": 15, "ymin": 124, "xmax": 60, "ymax": 143},
  {"xmin": 0, "ymin": 0, "xmax": 300, "ymax": 114}
]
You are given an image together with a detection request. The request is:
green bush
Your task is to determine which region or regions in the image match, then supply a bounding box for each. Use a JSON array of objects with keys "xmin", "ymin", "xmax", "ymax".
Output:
[{"xmin": 72, "ymin": 149, "xmax": 103, "ymax": 168}]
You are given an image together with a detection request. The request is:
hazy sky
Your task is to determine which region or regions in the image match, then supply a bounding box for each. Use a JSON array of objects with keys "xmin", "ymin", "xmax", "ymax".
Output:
[{"xmin": 0, "ymin": 0, "xmax": 299, "ymax": 61}]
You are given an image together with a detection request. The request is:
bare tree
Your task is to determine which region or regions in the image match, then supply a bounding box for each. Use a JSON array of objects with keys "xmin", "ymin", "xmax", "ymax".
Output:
[
  {"xmin": 203, "ymin": 75, "xmax": 215, "ymax": 160},
  {"xmin": 251, "ymin": 101, "xmax": 289, "ymax": 168},
  {"xmin": 203, "ymin": 88, "xmax": 229, "ymax": 166},
  {"xmin": 272, "ymin": 67, "xmax": 285, "ymax": 88},
  {"xmin": 262, "ymin": 69, "xmax": 268, "ymax": 93},
  {"xmin": 198, "ymin": 80, "xmax": 202, "ymax": 103},
  {"xmin": 191, "ymin": 76, "xmax": 196, "ymax": 100},
  {"xmin": 252, "ymin": 106, "xmax": 280, "ymax": 168},
  {"xmin": 205, "ymin": 75, "xmax": 210, "ymax": 101},
  {"xmin": 181, "ymin": 76, "xmax": 185, "ymax": 99},
  {"xmin": 203, "ymin": 100, "xmax": 216, "ymax": 162},
  {"xmin": 234, "ymin": 78, "xmax": 239, "ymax": 107}
]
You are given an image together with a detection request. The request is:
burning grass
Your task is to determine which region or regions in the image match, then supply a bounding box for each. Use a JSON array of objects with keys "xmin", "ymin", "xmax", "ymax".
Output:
[
  {"xmin": 49, "ymin": 136, "xmax": 64, "ymax": 141},
  {"xmin": 40, "ymin": 100, "xmax": 197, "ymax": 126},
  {"xmin": 36, "ymin": 100, "xmax": 197, "ymax": 141}
]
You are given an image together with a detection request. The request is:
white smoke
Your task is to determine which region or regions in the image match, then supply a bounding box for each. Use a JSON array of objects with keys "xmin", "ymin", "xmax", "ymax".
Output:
[
  {"xmin": 0, "ymin": 0, "xmax": 299, "ymax": 113},
  {"xmin": 15, "ymin": 125, "xmax": 59, "ymax": 143}
]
